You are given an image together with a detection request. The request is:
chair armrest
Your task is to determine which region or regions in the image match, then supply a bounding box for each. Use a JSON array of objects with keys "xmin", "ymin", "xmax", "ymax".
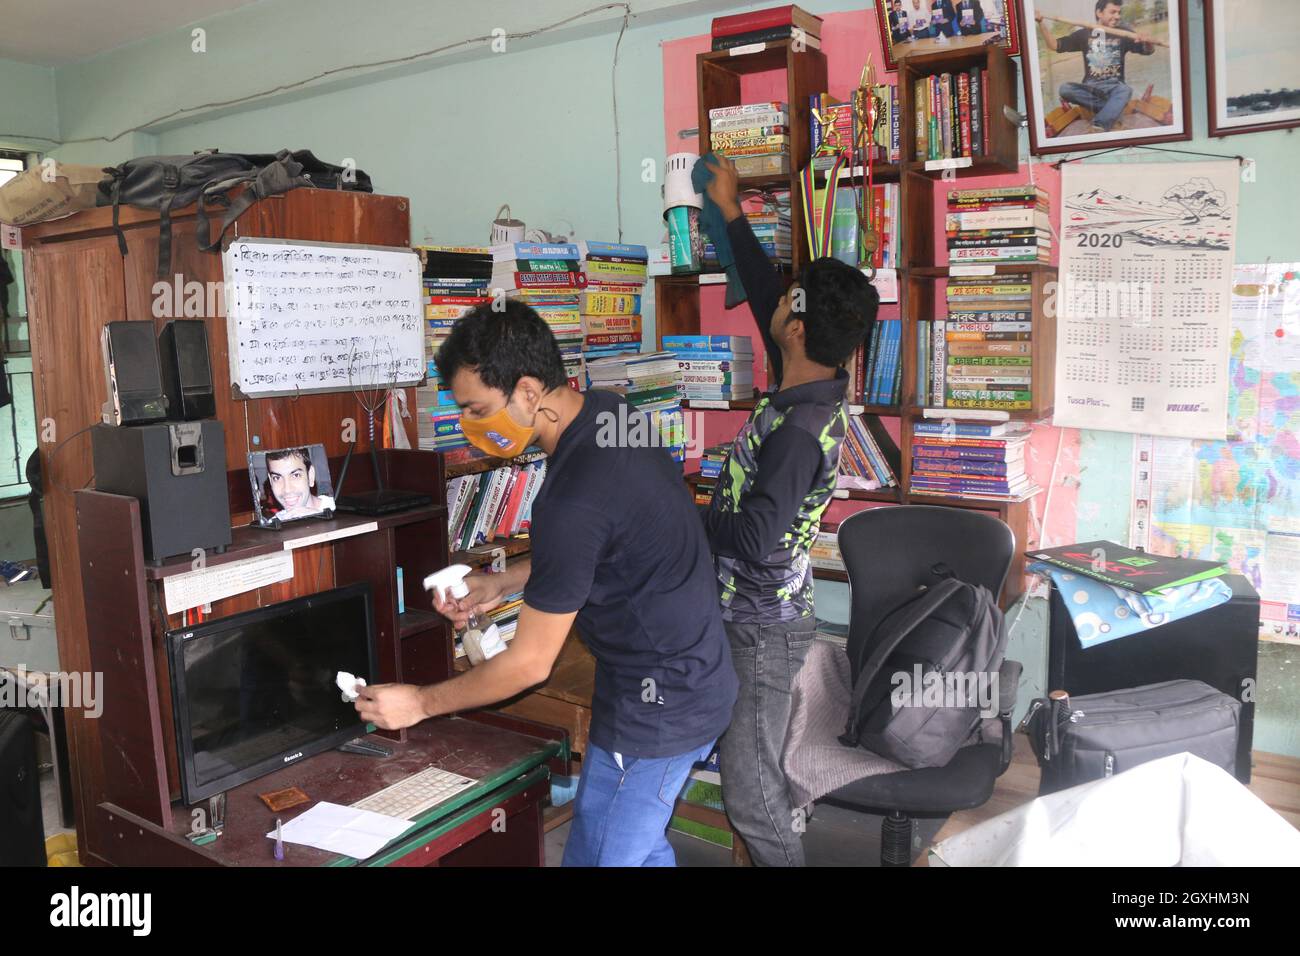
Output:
[
  {"xmin": 997, "ymin": 659, "xmax": 1022, "ymax": 774},
  {"xmin": 998, "ymin": 659, "xmax": 1022, "ymax": 716}
]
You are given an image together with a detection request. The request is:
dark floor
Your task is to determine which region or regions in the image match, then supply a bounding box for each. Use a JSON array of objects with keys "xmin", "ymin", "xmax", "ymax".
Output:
[{"xmin": 543, "ymin": 802, "xmax": 946, "ymax": 867}]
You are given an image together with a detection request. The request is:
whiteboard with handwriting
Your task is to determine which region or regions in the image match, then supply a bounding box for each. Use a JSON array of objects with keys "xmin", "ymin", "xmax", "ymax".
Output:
[{"xmin": 223, "ymin": 238, "xmax": 424, "ymax": 398}]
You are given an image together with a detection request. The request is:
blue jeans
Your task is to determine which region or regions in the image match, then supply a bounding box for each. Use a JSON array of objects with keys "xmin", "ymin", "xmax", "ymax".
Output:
[
  {"xmin": 1059, "ymin": 79, "xmax": 1133, "ymax": 131},
  {"xmin": 562, "ymin": 738, "xmax": 716, "ymax": 866}
]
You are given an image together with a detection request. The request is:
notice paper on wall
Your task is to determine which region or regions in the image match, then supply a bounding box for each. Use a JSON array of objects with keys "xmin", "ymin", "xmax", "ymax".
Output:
[
  {"xmin": 1053, "ymin": 161, "xmax": 1240, "ymax": 439},
  {"xmin": 163, "ymin": 550, "xmax": 295, "ymax": 616},
  {"xmin": 223, "ymin": 238, "xmax": 424, "ymax": 399},
  {"xmin": 1129, "ymin": 263, "xmax": 1300, "ymax": 644}
]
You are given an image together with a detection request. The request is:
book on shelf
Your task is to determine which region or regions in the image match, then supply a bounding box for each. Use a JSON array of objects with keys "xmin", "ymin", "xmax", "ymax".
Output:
[
  {"xmin": 907, "ymin": 423, "xmax": 1041, "ymax": 503},
  {"xmin": 946, "ymin": 186, "xmax": 1050, "ymax": 264},
  {"xmin": 919, "ymin": 272, "xmax": 1038, "ymax": 410},
  {"xmin": 708, "ymin": 101, "xmax": 792, "ymax": 167},
  {"xmin": 838, "ymin": 413, "xmax": 897, "ymax": 490},
  {"xmin": 810, "ymin": 525, "xmax": 845, "ymax": 572},
  {"xmin": 447, "ymin": 460, "xmax": 548, "ymax": 552},
  {"xmin": 712, "ymin": 26, "xmax": 822, "ymax": 51},
  {"xmin": 914, "ymin": 68, "xmax": 990, "ymax": 163},
  {"xmin": 711, "ymin": 4, "xmax": 822, "ymax": 39},
  {"xmin": 586, "ymin": 351, "xmax": 687, "ymax": 463}
]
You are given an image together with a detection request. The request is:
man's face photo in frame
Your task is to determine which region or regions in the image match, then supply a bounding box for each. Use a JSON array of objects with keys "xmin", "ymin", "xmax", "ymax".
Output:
[{"xmin": 250, "ymin": 444, "xmax": 336, "ymax": 525}]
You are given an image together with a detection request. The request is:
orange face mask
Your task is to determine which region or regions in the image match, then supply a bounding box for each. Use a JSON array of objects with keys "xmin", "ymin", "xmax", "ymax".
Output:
[{"xmin": 458, "ymin": 399, "xmax": 536, "ymax": 459}]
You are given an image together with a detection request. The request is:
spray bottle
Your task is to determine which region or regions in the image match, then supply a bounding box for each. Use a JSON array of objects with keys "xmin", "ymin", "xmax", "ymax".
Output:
[{"xmin": 423, "ymin": 564, "xmax": 508, "ymax": 666}]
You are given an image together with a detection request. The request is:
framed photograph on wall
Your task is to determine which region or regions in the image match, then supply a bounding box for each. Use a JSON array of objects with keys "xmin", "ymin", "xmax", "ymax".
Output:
[
  {"xmin": 1206, "ymin": 0, "xmax": 1300, "ymax": 137},
  {"xmin": 874, "ymin": 0, "xmax": 1021, "ymax": 72},
  {"xmin": 1019, "ymin": 0, "xmax": 1190, "ymax": 155}
]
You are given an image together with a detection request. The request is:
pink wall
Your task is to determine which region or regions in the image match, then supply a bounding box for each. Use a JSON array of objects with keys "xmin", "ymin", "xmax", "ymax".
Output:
[{"xmin": 664, "ymin": 9, "xmax": 1081, "ymax": 551}]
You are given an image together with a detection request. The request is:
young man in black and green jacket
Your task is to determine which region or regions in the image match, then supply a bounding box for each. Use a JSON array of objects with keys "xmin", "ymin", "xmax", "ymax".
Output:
[{"xmin": 702, "ymin": 155, "xmax": 879, "ymax": 866}]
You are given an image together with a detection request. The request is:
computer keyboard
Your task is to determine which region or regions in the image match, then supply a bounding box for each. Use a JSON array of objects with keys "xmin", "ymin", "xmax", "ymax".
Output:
[{"xmin": 351, "ymin": 766, "xmax": 479, "ymax": 820}]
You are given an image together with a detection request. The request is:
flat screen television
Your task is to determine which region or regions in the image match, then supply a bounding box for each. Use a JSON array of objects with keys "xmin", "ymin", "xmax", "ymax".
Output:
[{"xmin": 167, "ymin": 582, "xmax": 378, "ymax": 805}]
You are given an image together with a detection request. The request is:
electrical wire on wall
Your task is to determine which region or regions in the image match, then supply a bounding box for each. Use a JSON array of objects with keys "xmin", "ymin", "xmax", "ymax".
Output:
[{"xmin": 1, "ymin": 3, "xmax": 636, "ymax": 242}]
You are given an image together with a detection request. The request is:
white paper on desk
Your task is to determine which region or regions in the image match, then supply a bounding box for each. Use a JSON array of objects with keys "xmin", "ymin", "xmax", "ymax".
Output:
[{"xmin": 268, "ymin": 802, "xmax": 413, "ymax": 859}]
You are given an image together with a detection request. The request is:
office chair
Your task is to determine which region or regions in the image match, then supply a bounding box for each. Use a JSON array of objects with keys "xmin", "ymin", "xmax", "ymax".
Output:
[{"xmin": 821, "ymin": 505, "xmax": 1022, "ymax": 866}]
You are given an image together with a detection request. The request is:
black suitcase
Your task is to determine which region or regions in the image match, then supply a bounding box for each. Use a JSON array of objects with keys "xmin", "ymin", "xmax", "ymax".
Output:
[{"xmin": 0, "ymin": 710, "xmax": 45, "ymax": 866}]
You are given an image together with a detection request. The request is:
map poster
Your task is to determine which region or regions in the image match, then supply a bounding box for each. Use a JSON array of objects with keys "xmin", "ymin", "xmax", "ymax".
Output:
[
  {"xmin": 1054, "ymin": 161, "xmax": 1240, "ymax": 438},
  {"xmin": 1131, "ymin": 264, "xmax": 1300, "ymax": 643}
]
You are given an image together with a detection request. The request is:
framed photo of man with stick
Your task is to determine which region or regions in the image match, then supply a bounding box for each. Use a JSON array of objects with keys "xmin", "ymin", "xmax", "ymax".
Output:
[{"xmin": 1018, "ymin": 0, "xmax": 1190, "ymax": 155}]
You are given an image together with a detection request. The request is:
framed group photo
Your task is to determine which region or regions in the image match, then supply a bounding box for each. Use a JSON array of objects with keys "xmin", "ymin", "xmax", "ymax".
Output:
[
  {"xmin": 874, "ymin": 0, "xmax": 1021, "ymax": 72},
  {"xmin": 1018, "ymin": 0, "xmax": 1190, "ymax": 155},
  {"xmin": 1205, "ymin": 0, "xmax": 1300, "ymax": 137}
]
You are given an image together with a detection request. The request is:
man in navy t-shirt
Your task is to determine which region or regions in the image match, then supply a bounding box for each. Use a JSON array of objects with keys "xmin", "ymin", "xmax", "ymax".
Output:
[{"xmin": 355, "ymin": 300, "xmax": 737, "ymax": 867}]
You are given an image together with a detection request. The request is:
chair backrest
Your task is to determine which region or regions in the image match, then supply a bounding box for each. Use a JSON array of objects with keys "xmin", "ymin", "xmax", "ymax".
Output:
[{"xmin": 838, "ymin": 505, "xmax": 1015, "ymax": 666}]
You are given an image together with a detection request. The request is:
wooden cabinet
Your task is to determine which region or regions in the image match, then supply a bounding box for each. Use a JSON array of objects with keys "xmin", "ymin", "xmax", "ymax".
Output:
[{"xmin": 22, "ymin": 189, "xmax": 417, "ymax": 848}]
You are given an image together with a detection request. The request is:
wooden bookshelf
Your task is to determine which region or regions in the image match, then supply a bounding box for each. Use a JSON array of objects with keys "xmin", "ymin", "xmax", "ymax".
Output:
[
  {"xmin": 450, "ymin": 536, "xmax": 532, "ymax": 570},
  {"xmin": 662, "ymin": 40, "xmax": 1049, "ymax": 606}
]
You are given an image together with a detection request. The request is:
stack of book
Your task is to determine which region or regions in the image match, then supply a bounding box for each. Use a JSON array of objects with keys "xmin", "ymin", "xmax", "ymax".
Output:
[
  {"xmin": 708, "ymin": 102, "xmax": 791, "ymax": 179},
  {"xmin": 415, "ymin": 245, "xmax": 493, "ymax": 451},
  {"xmin": 446, "ymin": 459, "xmax": 548, "ymax": 552},
  {"xmin": 663, "ymin": 335, "xmax": 756, "ymax": 404},
  {"xmin": 454, "ymin": 592, "xmax": 524, "ymax": 661},
  {"xmin": 585, "ymin": 351, "xmax": 687, "ymax": 463},
  {"xmin": 837, "ymin": 414, "xmax": 898, "ymax": 491},
  {"xmin": 845, "ymin": 318, "xmax": 901, "ymax": 406},
  {"xmin": 946, "ymin": 185, "xmax": 1051, "ymax": 265},
  {"xmin": 710, "ymin": 4, "xmax": 822, "ymax": 51},
  {"xmin": 810, "ymin": 524, "xmax": 845, "ymax": 574},
  {"xmin": 703, "ymin": 197, "xmax": 792, "ymax": 269},
  {"xmin": 578, "ymin": 240, "xmax": 648, "ymax": 377},
  {"xmin": 699, "ymin": 444, "xmax": 729, "ymax": 481},
  {"xmin": 913, "ymin": 68, "xmax": 990, "ymax": 163},
  {"xmin": 920, "ymin": 272, "xmax": 1034, "ymax": 411},
  {"xmin": 490, "ymin": 241, "xmax": 587, "ymax": 389},
  {"xmin": 908, "ymin": 420, "xmax": 1040, "ymax": 503},
  {"xmin": 809, "ymin": 86, "xmax": 900, "ymax": 164},
  {"xmin": 689, "ymin": 475, "xmax": 716, "ymax": 506}
]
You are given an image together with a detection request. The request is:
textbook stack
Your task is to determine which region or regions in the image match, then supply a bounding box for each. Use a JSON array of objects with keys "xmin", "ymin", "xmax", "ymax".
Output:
[
  {"xmin": 708, "ymin": 102, "xmax": 792, "ymax": 179},
  {"xmin": 699, "ymin": 444, "xmax": 729, "ymax": 481},
  {"xmin": 945, "ymin": 185, "xmax": 1051, "ymax": 264},
  {"xmin": 491, "ymin": 241, "xmax": 586, "ymax": 389},
  {"xmin": 913, "ymin": 68, "xmax": 991, "ymax": 162},
  {"xmin": 809, "ymin": 525, "xmax": 845, "ymax": 574},
  {"xmin": 710, "ymin": 4, "xmax": 822, "ymax": 51},
  {"xmin": 837, "ymin": 413, "xmax": 898, "ymax": 491},
  {"xmin": 415, "ymin": 245, "xmax": 493, "ymax": 451},
  {"xmin": 578, "ymin": 240, "xmax": 649, "ymax": 376},
  {"xmin": 920, "ymin": 272, "xmax": 1034, "ymax": 411},
  {"xmin": 454, "ymin": 592, "xmax": 524, "ymax": 661},
  {"xmin": 446, "ymin": 459, "xmax": 548, "ymax": 552},
  {"xmin": 845, "ymin": 317, "xmax": 901, "ymax": 405},
  {"xmin": 663, "ymin": 335, "xmax": 756, "ymax": 404},
  {"xmin": 585, "ymin": 351, "xmax": 687, "ymax": 463},
  {"xmin": 908, "ymin": 420, "xmax": 1040, "ymax": 503},
  {"xmin": 703, "ymin": 197, "xmax": 793, "ymax": 269}
]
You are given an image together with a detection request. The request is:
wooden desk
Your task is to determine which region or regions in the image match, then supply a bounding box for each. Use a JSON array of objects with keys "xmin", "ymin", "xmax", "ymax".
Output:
[{"xmin": 89, "ymin": 718, "xmax": 558, "ymax": 867}]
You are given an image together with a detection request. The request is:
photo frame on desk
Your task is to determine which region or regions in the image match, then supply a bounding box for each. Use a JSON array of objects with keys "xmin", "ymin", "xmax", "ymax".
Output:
[
  {"xmin": 1205, "ymin": 0, "xmax": 1300, "ymax": 138},
  {"xmin": 248, "ymin": 444, "xmax": 336, "ymax": 529},
  {"xmin": 876, "ymin": 0, "xmax": 1021, "ymax": 72},
  {"xmin": 1019, "ymin": 0, "xmax": 1190, "ymax": 155}
]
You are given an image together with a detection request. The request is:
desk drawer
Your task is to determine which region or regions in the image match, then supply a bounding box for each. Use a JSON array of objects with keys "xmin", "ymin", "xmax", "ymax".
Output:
[{"xmin": 496, "ymin": 692, "xmax": 591, "ymax": 757}]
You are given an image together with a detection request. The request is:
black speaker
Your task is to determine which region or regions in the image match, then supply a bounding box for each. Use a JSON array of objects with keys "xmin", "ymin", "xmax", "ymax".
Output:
[
  {"xmin": 0, "ymin": 710, "xmax": 45, "ymax": 866},
  {"xmin": 101, "ymin": 321, "xmax": 167, "ymax": 425},
  {"xmin": 91, "ymin": 421, "xmax": 232, "ymax": 562},
  {"xmin": 158, "ymin": 320, "xmax": 217, "ymax": 421}
]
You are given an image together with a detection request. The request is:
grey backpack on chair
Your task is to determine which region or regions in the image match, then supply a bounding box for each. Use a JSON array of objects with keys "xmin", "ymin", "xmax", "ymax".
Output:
[{"xmin": 840, "ymin": 573, "xmax": 1007, "ymax": 769}]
